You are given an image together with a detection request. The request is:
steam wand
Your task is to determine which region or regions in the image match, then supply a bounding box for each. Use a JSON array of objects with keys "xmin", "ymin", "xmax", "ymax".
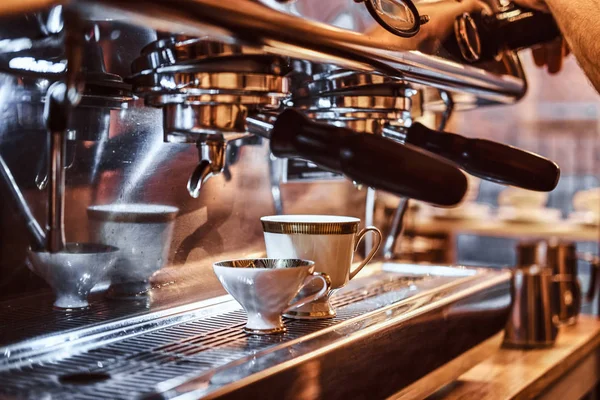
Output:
[
  {"xmin": 0, "ymin": 155, "xmax": 46, "ymax": 250},
  {"xmin": 381, "ymin": 90, "xmax": 454, "ymax": 261},
  {"xmin": 0, "ymin": 13, "xmax": 83, "ymax": 253}
]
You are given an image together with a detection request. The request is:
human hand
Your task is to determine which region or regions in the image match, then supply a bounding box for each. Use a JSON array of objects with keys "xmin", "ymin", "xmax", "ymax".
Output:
[
  {"xmin": 531, "ymin": 37, "xmax": 570, "ymax": 75},
  {"xmin": 512, "ymin": 0, "xmax": 569, "ymax": 74}
]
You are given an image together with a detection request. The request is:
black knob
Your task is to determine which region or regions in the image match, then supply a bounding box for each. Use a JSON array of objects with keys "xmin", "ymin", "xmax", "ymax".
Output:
[
  {"xmin": 455, "ymin": 13, "xmax": 482, "ymax": 62},
  {"xmin": 405, "ymin": 122, "xmax": 560, "ymax": 192},
  {"xmin": 269, "ymin": 109, "xmax": 468, "ymax": 206},
  {"xmin": 449, "ymin": 4, "xmax": 561, "ymax": 63}
]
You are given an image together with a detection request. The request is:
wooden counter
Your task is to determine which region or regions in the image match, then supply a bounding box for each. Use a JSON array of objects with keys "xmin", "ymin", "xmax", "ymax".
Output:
[
  {"xmin": 428, "ymin": 315, "xmax": 600, "ymax": 400},
  {"xmin": 402, "ymin": 217, "xmax": 598, "ymax": 263},
  {"xmin": 411, "ymin": 217, "xmax": 599, "ymax": 242}
]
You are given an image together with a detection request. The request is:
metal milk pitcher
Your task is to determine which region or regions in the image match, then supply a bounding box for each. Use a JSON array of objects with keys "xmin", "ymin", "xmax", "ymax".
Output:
[
  {"xmin": 503, "ymin": 242, "xmax": 560, "ymax": 348},
  {"xmin": 546, "ymin": 241, "xmax": 581, "ymax": 325}
]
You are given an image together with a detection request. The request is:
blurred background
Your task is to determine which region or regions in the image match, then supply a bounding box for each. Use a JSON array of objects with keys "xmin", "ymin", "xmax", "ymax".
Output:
[{"xmin": 381, "ymin": 51, "xmax": 600, "ymax": 294}]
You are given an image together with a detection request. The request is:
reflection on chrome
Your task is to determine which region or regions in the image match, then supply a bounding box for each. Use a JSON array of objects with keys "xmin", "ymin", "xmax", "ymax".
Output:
[{"xmin": 8, "ymin": 57, "xmax": 66, "ymax": 73}]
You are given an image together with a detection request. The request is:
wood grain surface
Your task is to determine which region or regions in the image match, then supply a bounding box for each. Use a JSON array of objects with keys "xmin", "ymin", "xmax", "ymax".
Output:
[
  {"xmin": 410, "ymin": 218, "xmax": 598, "ymax": 242},
  {"xmin": 428, "ymin": 315, "xmax": 600, "ymax": 400}
]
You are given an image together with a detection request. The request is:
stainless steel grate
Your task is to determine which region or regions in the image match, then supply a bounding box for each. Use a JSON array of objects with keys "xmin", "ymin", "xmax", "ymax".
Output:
[
  {"xmin": 0, "ymin": 293, "xmax": 143, "ymax": 345},
  {"xmin": 0, "ymin": 273, "xmax": 424, "ymax": 399},
  {"xmin": 0, "ymin": 278, "xmax": 227, "ymax": 349}
]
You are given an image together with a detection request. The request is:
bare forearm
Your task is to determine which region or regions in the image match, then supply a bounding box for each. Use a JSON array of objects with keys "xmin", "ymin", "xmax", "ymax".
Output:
[{"xmin": 545, "ymin": 0, "xmax": 600, "ymax": 91}]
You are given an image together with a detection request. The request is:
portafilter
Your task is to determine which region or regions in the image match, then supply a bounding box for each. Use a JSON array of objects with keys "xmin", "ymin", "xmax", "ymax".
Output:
[
  {"xmin": 289, "ymin": 64, "xmax": 560, "ymax": 193},
  {"xmin": 131, "ymin": 37, "xmax": 470, "ymax": 207}
]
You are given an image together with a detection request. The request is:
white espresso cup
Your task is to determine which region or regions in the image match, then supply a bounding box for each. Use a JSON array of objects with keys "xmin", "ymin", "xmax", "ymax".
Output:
[
  {"xmin": 88, "ymin": 204, "xmax": 179, "ymax": 298},
  {"xmin": 261, "ymin": 215, "xmax": 382, "ymax": 319},
  {"xmin": 213, "ymin": 259, "xmax": 330, "ymax": 334}
]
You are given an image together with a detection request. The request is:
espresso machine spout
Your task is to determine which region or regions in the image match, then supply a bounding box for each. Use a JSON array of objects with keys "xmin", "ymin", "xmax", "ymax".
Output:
[{"xmin": 187, "ymin": 138, "xmax": 226, "ymax": 198}]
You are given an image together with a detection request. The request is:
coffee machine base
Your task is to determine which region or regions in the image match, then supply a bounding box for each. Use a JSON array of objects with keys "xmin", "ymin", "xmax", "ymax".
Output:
[{"xmin": 0, "ymin": 263, "xmax": 510, "ymax": 399}]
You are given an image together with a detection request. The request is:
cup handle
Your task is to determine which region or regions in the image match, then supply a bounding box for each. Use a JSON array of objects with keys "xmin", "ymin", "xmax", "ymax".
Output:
[
  {"xmin": 284, "ymin": 272, "xmax": 332, "ymax": 313},
  {"xmin": 349, "ymin": 226, "xmax": 382, "ymax": 280}
]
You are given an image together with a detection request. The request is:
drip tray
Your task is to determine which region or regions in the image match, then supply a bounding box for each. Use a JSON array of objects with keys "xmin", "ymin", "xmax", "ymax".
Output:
[{"xmin": 0, "ymin": 263, "xmax": 511, "ymax": 400}]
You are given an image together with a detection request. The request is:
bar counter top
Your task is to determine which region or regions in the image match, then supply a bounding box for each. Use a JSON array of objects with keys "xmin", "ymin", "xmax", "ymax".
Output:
[
  {"xmin": 427, "ymin": 315, "xmax": 600, "ymax": 400},
  {"xmin": 410, "ymin": 216, "xmax": 598, "ymax": 242}
]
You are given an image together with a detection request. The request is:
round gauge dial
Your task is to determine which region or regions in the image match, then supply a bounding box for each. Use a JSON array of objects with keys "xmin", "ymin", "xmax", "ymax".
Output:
[{"xmin": 364, "ymin": 0, "xmax": 421, "ymax": 38}]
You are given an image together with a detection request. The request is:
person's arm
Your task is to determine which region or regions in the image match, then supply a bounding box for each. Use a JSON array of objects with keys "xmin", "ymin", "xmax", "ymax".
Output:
[{"xmin": 515, "ymin": 0, "xmax": 600, "ymax": 91}]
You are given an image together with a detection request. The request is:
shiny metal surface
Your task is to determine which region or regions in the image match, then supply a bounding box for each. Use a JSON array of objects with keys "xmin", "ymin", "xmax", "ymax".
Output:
[
  {"xmin": 516, "ymin": 241, "xmax": 582, "ymax": 326},
  {"xmin": 383, "ymin": 197, "xmax": 409, "ymax": 260},
  {"xmin": 129, "ymin": 36, "xmax": 291, "ymax": 199},
  {"xmin": 547, "ymin": 241, "xmax": 578, "ymax": 276},
  {"xmin": 516, "ymin": 240, "xmax": 547, "ymax": 267},
  {"xmin": 163, "ymin": 104, "xmax": 250, "ymax": 142},
  {"xmin": 0, "ymin": 154, "xmax": 46, "ymax": 249},
  {"xmin": 0, "ymin": 0, "xmax": 526, "ymax": 101},
  {"xmin": 290, "ymin": 67, "xmax": 406, "ymax": 98},
  {"xmin": 47, "ymin": 106, "xmax": 66, "ymax": 252},
  {"xmin": 187, "ymin": 138, "xmax": 227, "ymax": 198},
  {"xmin": 147, "ymin": 264, "xmax": 511, "ymax": 400},
  {"xmin": 293, "ymin": 94, "xmax": 413, "ymax": 113},
  {"xmin": 503, "ymin": 265, "xmax": 559, "ymax": 348},
  {"xmin": 0, "ymin": 0, "xmax": 527, "ymax": 301},
  {"xmin": 361, "ymin": 0, "xmax": 422, "ymax": 38},
  {"xmin": 0, "ymin": 263, "xmax": 511, "ymax": 399},
  {"xmin": 83, "ymin": 0, "xmax": 523, "ymax": 100},
  {"xmin": 547, "ymin": 241, "xmax": 582, "ymax": 325},
  {"xmin": 455, "ymin": 12, "xmax": 481, "ymax": 62},
  {"xmin": 291, "ymin": 67, "xmax": 419, "ymax": 258}
]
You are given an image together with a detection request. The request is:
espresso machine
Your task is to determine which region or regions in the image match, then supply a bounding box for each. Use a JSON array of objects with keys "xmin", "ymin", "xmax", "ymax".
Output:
[{"xmin": 0, "ymin": 0, "xmax": 563, "ymax": 398}]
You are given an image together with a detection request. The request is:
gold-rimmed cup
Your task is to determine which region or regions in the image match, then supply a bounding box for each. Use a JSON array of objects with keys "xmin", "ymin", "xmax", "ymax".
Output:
[
  {"xmin": 261, "ymin": 215, "xmax": 382, "ymax": 319},
  {"xmin": 213, "ymin": 258, "xmax": 331, "ymax": 335}
]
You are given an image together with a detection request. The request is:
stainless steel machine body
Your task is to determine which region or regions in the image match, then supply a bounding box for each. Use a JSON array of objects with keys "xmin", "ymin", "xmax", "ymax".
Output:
[
  {"xmin": 0, "ymin": 0, "xmax": 543, "ymax": 397},
  {"xmin": 0, "ymin": 263, "xmax": 511, "ymax": 399},
  {"xmin": 0, "ymin": 0, "xmax": 527, "ymax": 301}
]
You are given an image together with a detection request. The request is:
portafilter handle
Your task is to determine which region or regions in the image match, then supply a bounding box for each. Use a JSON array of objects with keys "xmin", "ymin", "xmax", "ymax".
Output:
[
  {"xmin": 401, "ymin": 122, "xmax": 560, "ymax": 192},
  {"xmin": 265, "ymin": 109, "xmax": 467, "ymax": 207}
]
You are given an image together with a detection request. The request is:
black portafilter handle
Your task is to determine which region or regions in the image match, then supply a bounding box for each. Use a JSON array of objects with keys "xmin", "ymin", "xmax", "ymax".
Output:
[
  {"xmin": 405, "ymin": 123, "xmax": 560, "ymax": 192},
  {"xmin": 269, "ymin": 109, "xmax": 468, "ymax": 206}
]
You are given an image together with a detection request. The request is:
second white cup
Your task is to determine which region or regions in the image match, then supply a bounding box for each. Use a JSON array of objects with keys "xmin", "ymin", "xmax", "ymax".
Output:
[{"xmin": 261, "ymin": 215, "xmax": 382, "ymax": 319}]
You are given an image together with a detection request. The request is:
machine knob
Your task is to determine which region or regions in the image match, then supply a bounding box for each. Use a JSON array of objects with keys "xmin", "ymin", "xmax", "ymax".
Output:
[
  {"xmin": 455, "ymin": 13, "xmax": 481, "ymax": 62},
  {"xmin": 450, "ymin": 4, "xmax": 561, "ymax": 63}
]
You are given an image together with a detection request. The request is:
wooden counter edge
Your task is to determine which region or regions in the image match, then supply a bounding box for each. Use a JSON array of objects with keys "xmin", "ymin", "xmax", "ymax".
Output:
[
  {"xmin": 514, "ymin": 315, "xmax": 600, "ymax": 399},
  {"xmin": 389, "ymin": 333, "xmax": 504, "ymax": 400},
  {"xmin": 401, "ymin": 315, "xmax": 600, "ymax": 400}
]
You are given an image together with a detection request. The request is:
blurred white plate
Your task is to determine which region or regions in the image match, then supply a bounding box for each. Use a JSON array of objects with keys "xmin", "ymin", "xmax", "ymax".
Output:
[
  {"xmin": 497, "ymin": 207, "xmax": 561, "ymax": 224},
  {"xmin": 432, "ymin": 203, "xmax": 490, "ymax": 221},
  {"xmin": 568, "ymin": 211, "xmax": 599, "ymax": 227}
]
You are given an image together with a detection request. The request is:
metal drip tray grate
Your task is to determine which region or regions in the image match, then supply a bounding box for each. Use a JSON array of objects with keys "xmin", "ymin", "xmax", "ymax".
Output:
[
  {"xmin": 0, "ymin": 278, "xmax": 226, "ymax": 349},
  {"xmin": 0, "ymin": 270, "xmax": 433, "ymax": 400},
  {"xmin": 0, "ymin": 291, "xmax": 153, "ymax": 346}
]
